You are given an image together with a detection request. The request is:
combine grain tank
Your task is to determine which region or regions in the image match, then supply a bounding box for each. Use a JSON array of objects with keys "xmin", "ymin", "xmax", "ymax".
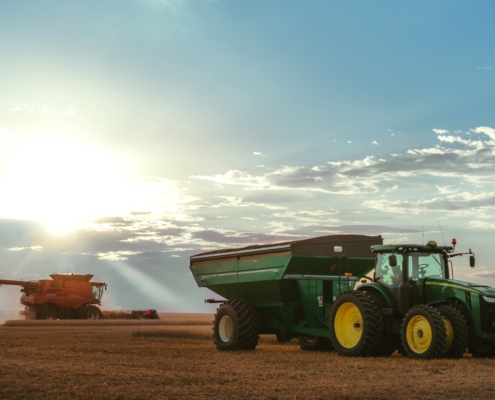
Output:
[{"xmin": 190, "ymin": 234, "xmax": 382, "ymax": 351}]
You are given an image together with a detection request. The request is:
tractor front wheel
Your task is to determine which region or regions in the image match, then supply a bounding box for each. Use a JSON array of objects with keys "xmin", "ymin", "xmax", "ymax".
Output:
[
  {"xmin": 39, "ymin": 308, "xmax": 58, "ymax": 320},
  {"xmin": 469, "ymin": 339, "xmax": 495, "ymax": 358},
  {"xmin": 329, "ymin": 291, "xmax": 382, "ymax": 357},
  {"xmin": 401, "ymin": 305, "xmax": 446, "ymax": 359},
  {"xmin": 213, "ymin": 300, "xmax": 260, "ymax": 351}
]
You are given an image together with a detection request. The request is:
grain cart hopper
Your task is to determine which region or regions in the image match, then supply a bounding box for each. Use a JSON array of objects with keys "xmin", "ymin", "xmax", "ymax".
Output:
[
  {"xmin": 0, "ymin": 273, "xmax": 106, "ymax": 320},
  {"xmin": 328, "ymin": 238, "xmax": 495, "ymax": 360},
  {"xmin": 190, "ymin": 234, "xmax": 382, "ymax": 351}
]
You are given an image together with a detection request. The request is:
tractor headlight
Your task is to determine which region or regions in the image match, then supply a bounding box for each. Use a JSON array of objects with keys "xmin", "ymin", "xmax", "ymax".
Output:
[{"xmin": 482, "ymin": 296, "xmax": 495, "ymax": 304}]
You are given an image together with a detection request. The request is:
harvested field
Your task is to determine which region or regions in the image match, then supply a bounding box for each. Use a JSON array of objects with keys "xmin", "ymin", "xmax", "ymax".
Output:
[{"xmin": 1, "ymin": 313, "xmax": 494, "ymax": 400}]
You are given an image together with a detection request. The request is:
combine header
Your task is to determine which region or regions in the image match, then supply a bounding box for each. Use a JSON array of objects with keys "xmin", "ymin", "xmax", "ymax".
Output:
[{"xmin": 0, "ymin": 273, "xmax": 107, "ymax": 320}]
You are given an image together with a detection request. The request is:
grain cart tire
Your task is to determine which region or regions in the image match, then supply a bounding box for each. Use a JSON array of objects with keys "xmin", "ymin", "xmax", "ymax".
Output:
[
  {"xmin": 401, "ymin": 305, "xmax": 446, "ymax": 359},
  {"xmin": 298, "ymin": 335, "xmax": 333, "ymax": 351},
  {"xmin": 329, "ymin": 291, "xmax": 382, "ymax": 357},
  {"xmin": 213, "ymin": 300, "xmax": 260, "ymax": 351},
  {"xmin": 79, "ymin": 305, "xmax": 102, "ymax": 320},
  {"xmin": 362, "ymin": 290, "xmax": 398, "ymax": 357},
  {"xmin": 39, "ymin": 308, "xmax": 58, "ymax": 320},
  {"xmin": 468, "ymin": 340, "xmax": 495, "ymax": 358},
  {"xmin": 435, "ymin": 305, "xmax": 468, "ymax": 359}
]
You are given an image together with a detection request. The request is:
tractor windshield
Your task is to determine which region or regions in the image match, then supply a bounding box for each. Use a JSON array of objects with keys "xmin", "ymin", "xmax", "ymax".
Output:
[{"xmin": 376, "ymin": 252, "xmax": 446, "ymax": 287}]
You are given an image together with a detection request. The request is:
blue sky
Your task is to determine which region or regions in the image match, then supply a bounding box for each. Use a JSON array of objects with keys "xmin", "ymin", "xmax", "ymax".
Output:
[{"xmin": 1, "ymin": 1, "xmax": 494, "ymax": 313}]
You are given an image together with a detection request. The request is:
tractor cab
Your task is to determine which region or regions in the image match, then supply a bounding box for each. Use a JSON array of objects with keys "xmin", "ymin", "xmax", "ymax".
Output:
[{"xmin": 373, "ymin": 243, "xmax": 449, "ymax": 303}]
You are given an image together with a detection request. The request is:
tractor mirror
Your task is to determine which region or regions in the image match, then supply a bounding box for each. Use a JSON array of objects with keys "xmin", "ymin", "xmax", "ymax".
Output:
[
  {"xmin": 389, "ymin": 255, "xmax": 398, "ymax": 267},
  {"xmin": 470, "ymin": 255, "xmax": 475, "ymax": 268},
  {"xmin": 334, "ymin": 246, "xmax": 343, "ymax": 253}
]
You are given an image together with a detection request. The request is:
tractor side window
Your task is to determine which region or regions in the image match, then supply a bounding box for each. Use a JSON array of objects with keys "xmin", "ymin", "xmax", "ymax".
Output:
[
  {"xmin": 376, "ymin": 253, "xmax": 403, "ymax": 286},
  {"xmin": 408, "ymin": 252, "xmax": 444, "ymax": 280}
]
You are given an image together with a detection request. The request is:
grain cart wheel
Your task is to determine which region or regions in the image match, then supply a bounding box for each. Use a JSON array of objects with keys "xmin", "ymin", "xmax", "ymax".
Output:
[
  {"xmin": 39, "ymin": 308, "xmax": 58, "ymax": 320},
  {"xmin": 276, "ymin": 331, "xmax": 294, "ymax": 343},
  {"xmin": 401, "ymin": 305, "xmax": 446, "ymax": 359},
  {"xmin": 79, "ymin": 305, "xmax": 102, "ymax": 320},
  {"xmin": 362, "ymin": 290, "xmax": 398, "ymax": 357},
  {"xmin": 329, "ymin": 291, "xmax": 382, "ymax": 357},
  {"xmin": 435, "ymin": 305, "xmax": 468, "ymax": 359},
  {"xmin": 468, "ymin": 340, "xmax": 495, "ymax": 358},
  {"xmin": 213, "ymin": 300, "xmax": 260, "ymax": 351},
  {"xmin": 298, "ymin": 335, "xmax": 333, "ymax": 351}
]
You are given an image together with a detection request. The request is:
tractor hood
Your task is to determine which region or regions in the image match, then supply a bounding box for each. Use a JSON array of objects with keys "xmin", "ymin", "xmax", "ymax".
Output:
[{"xmin": 425, "ymin": 277, "xmax": 495, "ymax": 297}]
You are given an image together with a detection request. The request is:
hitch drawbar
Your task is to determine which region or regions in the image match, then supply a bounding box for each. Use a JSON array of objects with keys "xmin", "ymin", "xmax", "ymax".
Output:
[{"xmin": 205, "ymin": 299, "xmax": 224, "ymax": 303}]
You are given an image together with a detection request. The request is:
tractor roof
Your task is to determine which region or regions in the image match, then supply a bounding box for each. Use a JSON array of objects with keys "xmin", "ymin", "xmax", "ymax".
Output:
[{"xmin": 371, "ymin": 243, "xmax": 453, "ymax": 253}]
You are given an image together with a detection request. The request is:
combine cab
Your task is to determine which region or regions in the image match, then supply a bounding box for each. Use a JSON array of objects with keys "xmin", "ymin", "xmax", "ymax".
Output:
[{"xmin": 0, "ymin": 273, "xmax": 107, "ymax": 320}]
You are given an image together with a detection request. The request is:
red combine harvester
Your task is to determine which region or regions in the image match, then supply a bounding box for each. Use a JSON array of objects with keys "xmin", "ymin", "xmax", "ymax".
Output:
[{"xmin": 0, "ymin": 273, "xmax": 107, "ymax": 320}]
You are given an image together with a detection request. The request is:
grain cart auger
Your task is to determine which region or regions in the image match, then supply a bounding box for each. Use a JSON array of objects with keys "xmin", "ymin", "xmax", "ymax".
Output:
[
  {"xmin": 0, "ymin": 273, "xmax": 107, "ymax": 320},
  {"xmin": 189, "ymin": 234, "xmax": 382, "ymax": 352},
  {"xmin": 328, "ymin": 238, "xmax": 495, "ymax": 360}
]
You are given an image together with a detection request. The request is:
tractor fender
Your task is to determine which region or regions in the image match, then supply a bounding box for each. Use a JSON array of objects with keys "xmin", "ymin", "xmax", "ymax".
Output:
[
  {"xmin": 426, "ymin": 300, "xmax": 451, "ymax": 307},
  {"xmin": 357, "ymin": 284, "xmax": 396, "ymax": 307}
]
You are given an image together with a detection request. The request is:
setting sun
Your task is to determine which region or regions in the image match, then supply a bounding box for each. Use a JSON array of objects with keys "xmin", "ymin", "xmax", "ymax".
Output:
[{"xmin": 1, "ymin": 137, "xmax": 131, "ymax": 232}]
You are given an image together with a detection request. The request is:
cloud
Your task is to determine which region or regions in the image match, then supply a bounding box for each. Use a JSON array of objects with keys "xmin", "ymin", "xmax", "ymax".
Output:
[
  {"xmin": 433, "ymin": 129, "xmax": 449, "ymax": 135},
  {"xmin": 436, "ymin": 185, "xmax": 458, "ymax": 194},
  {"xmin": 477, "ymin": 67, "xmax": 493, "ymax": 70},
  {"xmin": 253, "ymin": 151, "xmax": 266, "ymax": 156},
  {"xmin": 365, "ymin": 192, "xmax": 495, "ymax": 213},
  {"xmin": 371, "ymin": 140, "xmax": 378, "ymax": 145},
  {"xmin": 469, "ymin": 220, "xmax": 495, "ymax": 230}
]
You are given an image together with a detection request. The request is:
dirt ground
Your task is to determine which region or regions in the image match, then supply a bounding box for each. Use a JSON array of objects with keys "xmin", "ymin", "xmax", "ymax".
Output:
[{"xmin": 1, "ymin": 313, "xmax": 495, "ymax": 400}]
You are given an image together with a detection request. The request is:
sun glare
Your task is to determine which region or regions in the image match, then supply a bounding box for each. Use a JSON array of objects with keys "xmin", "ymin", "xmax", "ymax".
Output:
[{"xmin": 1, "ymin": 138, "xmax": 132, "ymax": 232}]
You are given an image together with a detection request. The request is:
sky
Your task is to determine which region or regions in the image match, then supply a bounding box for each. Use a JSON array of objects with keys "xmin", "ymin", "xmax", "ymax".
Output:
[{"xmin": 1, "ymin": 0, "xmax": 494, "ymax": 314}]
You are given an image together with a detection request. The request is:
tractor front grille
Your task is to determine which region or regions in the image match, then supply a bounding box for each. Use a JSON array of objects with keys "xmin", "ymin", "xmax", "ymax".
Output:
[{"xmin": 479, "ymin": 296, "xmax": 495, "ymax": 334}]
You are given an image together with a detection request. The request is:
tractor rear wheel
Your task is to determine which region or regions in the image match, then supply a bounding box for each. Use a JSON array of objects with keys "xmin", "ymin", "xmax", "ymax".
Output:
[
  {"xmin": 435, "ymin": 305, "xmax": 468, "ymax": 359},
  {"xmin": 213, "ymin": 300, "xmax": 260, "ymax": 351},
  {"xmin": 401, "ymin": 305, "xmax": 446, "ymax": 359},
  {"xmin": 78, "ymin": 305, "xmax": 102, "ymax": 320},
  {"xmin": 39, "ymin": 308, "xmax": 58, "ymax": 320},
  {"xmin": 329, "ymin": 291, "xmax": 382, "ymax": 357},
  {"xmin": 468, "ymin": 339, "xmax": 495, "ymax": 358},
  {"xmin": 362, "ymin": 290, "xmax": 398, "ymax": 357},
  {"xmin": 298, "ymin": 335, "xmax": 333, "ymax": 351}
]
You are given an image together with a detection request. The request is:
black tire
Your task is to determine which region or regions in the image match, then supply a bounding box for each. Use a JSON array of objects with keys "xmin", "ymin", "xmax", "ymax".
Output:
[
  {"xmin": 401, "ymin": 305, "xmax": 446, "ymax": 359},
  {"xmin": 298, "ymin": 335, "xmax": 333, "ymax": 351},
  {"xmin": 468, "ymin": 339, "xmax": 495, "ymax": 358},
  {"xmin": 78, "ymin": 305, "xmax": 102, "ymax": 320},
  {"xmin": 435, "ymin": 305, "xmax": 468, "ymax": 359},
  {"xmin": 39, "ymin": 308, "xmax": 58, "ymax": 320},
  {"xmin": 329, "ymin": 291, "xmax": 382, "ymax": 357},
  {"xmin": 362, "ymin": 290, "xmax": 397, "ymax": 357},
  {"xmin": 213, "ymin": 300, "xmax": 260, "ymax": 351},
  {"xmin": 276, "ymin": 331, "xmax": 294, "ymax": 343}
]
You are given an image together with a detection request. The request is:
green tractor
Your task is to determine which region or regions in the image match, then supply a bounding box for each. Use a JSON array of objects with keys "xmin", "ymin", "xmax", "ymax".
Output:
[
  {"xmin": 329, "ymin": 238, "xmax": 495, "ymax": 359},
  {"xmin": 190, "ymin": 234, "xmax": 495, "ymax": 359}
]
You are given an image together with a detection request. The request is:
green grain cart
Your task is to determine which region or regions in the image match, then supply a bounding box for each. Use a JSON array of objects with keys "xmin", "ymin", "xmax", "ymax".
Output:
[{"xmin": 190, "ymin": 234, "xmax": 495, "ymax": 359}]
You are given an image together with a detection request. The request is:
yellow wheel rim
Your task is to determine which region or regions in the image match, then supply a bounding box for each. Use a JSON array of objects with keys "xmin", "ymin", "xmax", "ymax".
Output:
[
  {"xmin": 406, "ymin": 315, "xmax": 432, "ymax": 354},
  {"xmin": 443, "ymin": 317, "xmax": 454, "ymax": 353},
  {"xmin": 334, "ymin": 302, "xmax": 363, "ymax": 348}
]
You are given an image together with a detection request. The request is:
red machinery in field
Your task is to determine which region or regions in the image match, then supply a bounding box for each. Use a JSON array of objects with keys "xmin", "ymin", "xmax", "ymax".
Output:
[{"xmin": 0, "ymin": 273, "xmax": 107, "ymax": 320}]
